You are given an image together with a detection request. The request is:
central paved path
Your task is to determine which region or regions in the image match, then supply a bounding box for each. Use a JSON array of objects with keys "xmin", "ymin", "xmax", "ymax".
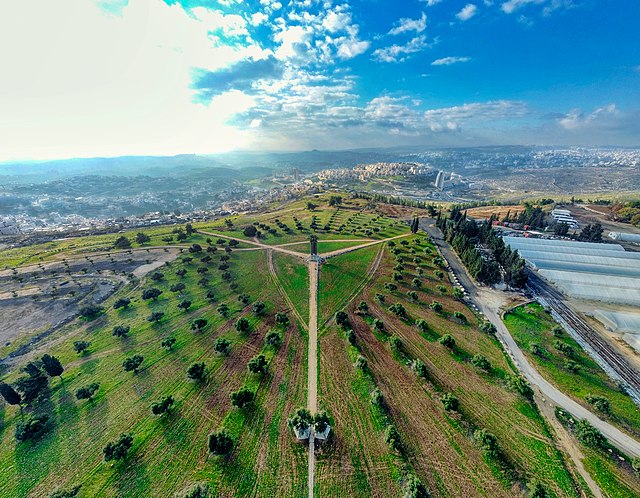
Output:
[{"xmin": 307, "ymin": 260, "xmax": 319, "ymax": 498}]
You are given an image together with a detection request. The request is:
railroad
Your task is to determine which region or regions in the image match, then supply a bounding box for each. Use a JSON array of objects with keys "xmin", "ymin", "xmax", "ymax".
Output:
[{"xmin": 527, "ymin": 272, "xmax": 640, "ymax": 406}]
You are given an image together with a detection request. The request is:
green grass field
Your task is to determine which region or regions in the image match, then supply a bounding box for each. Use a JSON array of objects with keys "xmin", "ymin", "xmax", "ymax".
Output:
[
  {"xmin": 272, "ymin": 252, "xmax": 310, "ymax": 322},
  {"xmin": 0, "ymin": 196, "xmax": 620, "ymax": 498},
  {"xmin": 0, "ymin": 245, "xmax": 308, "ymax": 497},
  {"xmin": 504, "ymin": 303, "xmax": 640, "ymax": 439},
  {"xmin": 318, "ymin": 246, "xmax": 382, "ymax": 325}
]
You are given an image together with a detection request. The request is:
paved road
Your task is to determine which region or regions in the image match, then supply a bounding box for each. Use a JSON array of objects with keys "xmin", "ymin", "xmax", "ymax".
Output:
[{"xmin": 420, "ymin": 220, "xmax": 640, "ymax": 459}]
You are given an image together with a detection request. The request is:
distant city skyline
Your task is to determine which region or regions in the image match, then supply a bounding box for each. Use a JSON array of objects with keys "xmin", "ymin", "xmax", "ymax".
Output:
[{"xmin": 1, "ymin": 0, "xmax": 639, "ymax": 161}]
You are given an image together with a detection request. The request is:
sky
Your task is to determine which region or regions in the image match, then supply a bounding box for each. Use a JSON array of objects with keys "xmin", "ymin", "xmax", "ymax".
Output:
[{"xmin": 0, "ymin": 0, "xmax": 638, "ymax": 161}]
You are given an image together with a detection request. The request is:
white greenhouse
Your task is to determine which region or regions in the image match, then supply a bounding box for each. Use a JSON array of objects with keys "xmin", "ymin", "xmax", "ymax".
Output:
[{"xmin": 503, "ymin": 237, "xmax": 640, "ymax": 306}]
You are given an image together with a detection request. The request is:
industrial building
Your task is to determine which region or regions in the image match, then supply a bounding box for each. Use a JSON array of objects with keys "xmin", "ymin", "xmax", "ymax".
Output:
[{"xmin": 504, "ymin": 236, "xmax": 640, "ymax": 306}]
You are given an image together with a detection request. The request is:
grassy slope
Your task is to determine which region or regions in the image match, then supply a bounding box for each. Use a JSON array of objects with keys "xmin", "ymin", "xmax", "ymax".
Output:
[
  {"xmin": 0, "ymin": 249, "xmax": 307, "ymax": 497},
  {"xmin": 316, "ymin": 235, "xmax": 583, "ymax": 498},
  {"xmin": 317, "ymin": 246, "xmax": 381, "ymax": 325},
  {"xmin": 272, "ymin": 252, "xmax": 310, "ymax": 322},
  {"xmin": 503, "ymin": 303, "xmax": 640, "ymax": 439}
]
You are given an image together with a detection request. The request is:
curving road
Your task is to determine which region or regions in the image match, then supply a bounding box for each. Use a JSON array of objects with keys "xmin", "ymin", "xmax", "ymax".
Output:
[{"xmin": 419, "ymin": 220, "xmax": 640, "ymax": 459}]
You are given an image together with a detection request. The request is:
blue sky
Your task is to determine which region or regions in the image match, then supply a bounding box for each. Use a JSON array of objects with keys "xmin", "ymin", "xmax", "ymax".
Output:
[{"xmin": 0, "ymin": 0, "xmax": 638, "ymax": 160}]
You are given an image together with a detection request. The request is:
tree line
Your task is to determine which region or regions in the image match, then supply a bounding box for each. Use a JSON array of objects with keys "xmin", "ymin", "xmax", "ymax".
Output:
[{"xmin": 436, "ymin": 208, "xmax": 527, "ymax": 288}]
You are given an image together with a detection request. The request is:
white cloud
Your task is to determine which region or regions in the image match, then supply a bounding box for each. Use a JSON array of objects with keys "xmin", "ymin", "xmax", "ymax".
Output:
[
  {"xmin": 456, "ymin": 4, "xmax": 478, "ymax": 21},
  {"xmin": 336, "ymin": 38, "xmax": 370, "ymax": 59},
  {"xmin": 501, "ymin": 0, "xmax": 544, "ymax": 14},
  {"xmin": 0, "ymin": 0, "xmax": 263, "ymax": 161},
  {"xmin": 372, "ymin": 35, "xmax": 428, "ymax": 63},
  {"xmin": 388, "ymin": 12, "xmax": 427, "ymax": 36},
  {"xmin": 422, "ymin": 0, "xmax": 443, "ymax": 6},
  {"xmin": 250, "ymin": 12, "xmax": 269, "ymax": 26},
  {"xmin": 431, "ymin": 56, "xmax": 471, "ymax": 65},
  {"xmin": 558, "ymin": 104, "xmax": 620, "ymax": 130},
  {"xmin": 273, "ymin": 24, "xmax": 313, "ymax": 60},
  {"xmin": 322, "ymin": 10, "xmax": 352, "ymax": 33}
]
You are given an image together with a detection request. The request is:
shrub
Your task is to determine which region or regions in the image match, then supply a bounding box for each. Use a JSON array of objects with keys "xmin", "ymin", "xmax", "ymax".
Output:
[
  {"xmin": 345, "ymin": 329, "xmax": 356, "ymax": 345},
  {"xmin": 354, "ymin": 355, "xmax": 368, "ymax": 371},
  {"xmin": 479, "ymin": 321, "xmax": 497, "ymax": 335},
  {"xmin": 555, "ymin": 341, "xmax": 575, "ymax": 357},
  {"xmin": 75, "ymin": 383, "xmax": 99, "ymax": 401},
  {"xmin": 187, "ymin": 362, "xmax": 206, "ymax": 381},
  {"xmin": 389, "ymin": 303, "xmax": 407, "ymax": 318},
  {"xmin": 473, "ymin": 429, "xmax": 499, "ymax": 458},
  {"xmin": 208, "ymin": 429, "xmax": 235, "ymax": 456},
  {"xmin": 248, "ymin": 354, "xmax": 268, "ymax": 375},
  {"xmin": 161, "ymin": 337, "xmax": 177, "ymax": 350},
  {"xmin": 439, "ymin": 334, "xmax": 455, "ymax": 349},
  {"xmin": 389, "ymin": 336, "xmax": 403, "ymax": 354},
  {"xmin": 123, "ymin": 355, "xmax": 143, "ymax": 373},
  {"xmin": 252, "ymin": 301, "xmax": 266, "ymax": 315},
  {"xmin": 412, "ymin": 359, "xmax": 428, "ymax": 379},
  {"xmin": 453, "ymin": 311, "xmax": 467, "ymax": 324},
  {"xmin": 191, "ymin": 318, "xmax": 208, "ymax": 331},
  {"xmin": 275, "ymin": 313, "xmax": 290, "ymax": 326},
  {"xmin": 151, "ymin": 395, "xmax": 174, "ymax": 416},
  {"xmin": 214, "ymin": 338, "xmax": 231, "ymax": 355},
  {"xmin": 79, "ymin": 304, "xmax": 103, "ymax": 319},
  {"xmin": 48, "ymin": 486, "xmax": 81, "ymax": 498},
  {"xmin": 574, "ymin": 419, "xmax": 606, "ymax": 448},
  {"xmin": 73, "ymin": 341, "xmax": 91, "ymax": 355},
  {"xmin": 217, "ymin": 304, "xmax": 230, "ymax": 317},
  {"xmin": 230, "ymin": 387, "xmax": 254, "ymax": 408},
  {"xmin": 288, "ymin": 408, "xmax": 312, "ymax": 433},
  {"xmin": 370, "ymin": 387, "xmax": 384, "ymax": 407},
  {"xmin": 415, "ymin": 319, "xmax": 429, "ymax": 334},
  {"xmin": 440, "ymin": 393, "xmax": 459, "ymax": 411},
  {"xmin": 265, "ymin": 330, "xmax": 282, "ymax": 348},
  {"xmin": 15, "ymin": 414, "xmax": 49, "ymax": 441},
  {"xmin": 507, "ymin": 375, "xmax": 534, "ymax": 400},
  {"xmin": 403, "ymin": 474, "xmax": 431, "ymax": 498},
  {"xmin": 103, "ymin": 433, "xmax": 133, "ymax": 462},
  {"xmin": 235, "ymin": 317, "xmax": 250, "ymax": 333},
  {"xmin": 313, "ymin": 411, "xmax": 331, "ymax": 433},
  {"xmin": 113, "ymin": 297, "xmax": 131, "ymax": 309},
  {"xmin": 142, "ymin": 288, "xmax": 162, "ymax": 301},
  {"xmin": 175, "ymin": 483, "xmax": 212, "ymax": 498},
  {"xmin": 147, "ymin": 311, "xmax": 164, "ymax": 323},
  {"xmin": 335, "ymin": 310, "xmax": 349, "ymax": 327},
  {"xmin": 112, "ymin": 325, "xmax": 130, "ymax": 338},
  {"xmin": 471, "ymin": 354, "xmax": 491, "ymax": 371},
  {"xmin": 170, "ymin": 283, "xmax": 186, "ymax": 293},
  {"xmin": 530, "ymin": 343, "xmax": 545, "ymax": 356},
  {"xmin": 384, "ymin": 424, "xmax": 402, "ymax": 452},
  {"xmin": 429, "ymin": 301, "xmax": 443, "ymax": 312}
]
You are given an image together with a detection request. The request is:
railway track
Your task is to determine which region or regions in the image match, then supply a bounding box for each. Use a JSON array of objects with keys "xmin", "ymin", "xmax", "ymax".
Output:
[{"xmin": 527, "ymin": 272, "xmax": 640, "ymax": 406}]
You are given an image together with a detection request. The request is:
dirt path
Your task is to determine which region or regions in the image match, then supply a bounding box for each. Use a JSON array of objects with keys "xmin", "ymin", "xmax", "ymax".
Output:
[
  {"xmin": 319, "ymin": 233, "xmax": 411, "ymax": 259},
  {"xmin": 536, "ymin": 391, "xmax": 605, "ymax": 498},
  {"xmin": 197, "ymin": 230, "xmax": 308, "ymax": 260}
]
